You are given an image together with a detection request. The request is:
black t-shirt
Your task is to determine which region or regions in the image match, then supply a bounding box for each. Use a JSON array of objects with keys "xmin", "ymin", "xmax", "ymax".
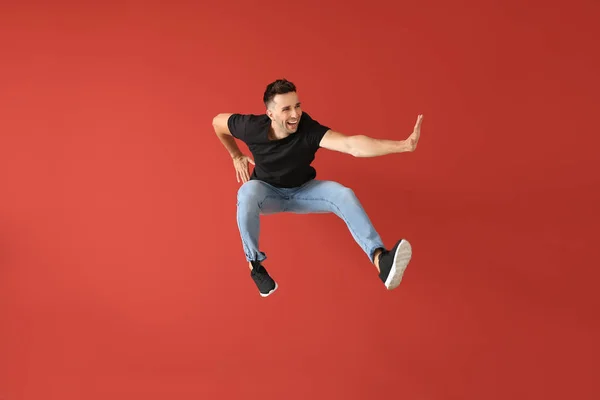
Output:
[{"xmin": 227, "ymin": 111, "xmax": 331, "ymax": 188}]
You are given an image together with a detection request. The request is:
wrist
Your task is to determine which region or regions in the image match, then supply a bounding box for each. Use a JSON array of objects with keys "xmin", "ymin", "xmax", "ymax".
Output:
[{"xmin": 395, "ymin": 140, "xmax": 408, "ymax": 153}]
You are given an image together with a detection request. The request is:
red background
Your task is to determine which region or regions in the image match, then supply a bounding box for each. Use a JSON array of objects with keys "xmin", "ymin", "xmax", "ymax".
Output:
[{"xmin": 1, "ymin": 0, "xmax": 599, "ymax": 399}]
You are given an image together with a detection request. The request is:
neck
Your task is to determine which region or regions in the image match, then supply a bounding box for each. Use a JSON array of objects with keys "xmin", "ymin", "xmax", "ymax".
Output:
[{"xmin": 269, "ymin": 122, "xmax": 289, "ymax": 140}]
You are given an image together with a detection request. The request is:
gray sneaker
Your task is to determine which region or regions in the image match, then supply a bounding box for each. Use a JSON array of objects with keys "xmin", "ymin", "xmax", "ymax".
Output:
[
  {"xmin": 250, "ymin": 261, "xmax": 278, "ymax": 297},
  {"xmin": 378, "ymin": 239, "xmax": 413, "ymax": 290}
]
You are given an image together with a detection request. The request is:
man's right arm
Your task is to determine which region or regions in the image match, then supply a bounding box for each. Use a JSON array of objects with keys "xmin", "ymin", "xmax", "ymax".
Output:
[{"xmin": 212, "ymin": 113, "xmax": 244, "ymax": 159}]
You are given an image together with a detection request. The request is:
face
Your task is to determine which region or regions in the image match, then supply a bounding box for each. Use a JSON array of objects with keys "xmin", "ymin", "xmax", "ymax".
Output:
[{"xmin": 267, "ymin": 92, "xmax": 302, "ymax": 134}]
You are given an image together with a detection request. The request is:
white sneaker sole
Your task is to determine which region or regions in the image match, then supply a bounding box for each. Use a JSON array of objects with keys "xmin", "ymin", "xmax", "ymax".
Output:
[
  {"xmin": 384, "ymin": 239, "xmax": 412, "ymax": 290},
  {"xmin": 260, "ymin": 282, "xmax": 278, "ymax": 297}
]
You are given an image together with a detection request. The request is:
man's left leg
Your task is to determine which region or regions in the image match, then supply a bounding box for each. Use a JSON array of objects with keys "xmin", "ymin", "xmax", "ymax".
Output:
[{"xmin": 287, "ymin": 179, "xmax": 412, "ymax": 290}]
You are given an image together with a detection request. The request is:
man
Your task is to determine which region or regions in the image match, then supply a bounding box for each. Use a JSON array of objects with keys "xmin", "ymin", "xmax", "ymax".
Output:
[{"xmin": 213, "ymin": 79, "xmax": 423, "ymax": 297}]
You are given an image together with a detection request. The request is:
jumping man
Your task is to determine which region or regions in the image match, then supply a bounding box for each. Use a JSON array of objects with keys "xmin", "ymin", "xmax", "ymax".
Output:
[{"xmin": 212, "ymin": 79, "xmax": 423, "ymax": 297}]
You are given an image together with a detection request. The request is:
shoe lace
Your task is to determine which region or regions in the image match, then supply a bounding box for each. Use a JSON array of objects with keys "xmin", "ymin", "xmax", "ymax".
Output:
[{"xmin": 252, "ymin": 262, "xmax": 269, "ymax": 282}]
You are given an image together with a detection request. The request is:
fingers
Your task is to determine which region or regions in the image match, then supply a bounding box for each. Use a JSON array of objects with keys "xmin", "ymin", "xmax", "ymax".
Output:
[
  {"xmin": 413, "ymin": 114, "xmax": 423, "ymax": 138},
  {"xmin": 234, "ymin": 161, "xmax": 243, "ymax": 183},
  {"xmin": 405, "ymin": 114, "xmax": 423, "ymax": 152},
  {"xmin": 235, "ymin": 165, "xmax": 250, "ymax": 183},
  {"xmin": 234, "ymin": 156, "xmax": 254, "ymax": 184},
  {"xmin": 237, "ymin": 169, "xmax": 247, "ymax": 183},
  {"xmin": 237, "ymin": 167, "xmax": 247, "ymax": 183},
  {"xmin": 243, "ymin": 157, "xmax": 253, "ymax": 182},
  {"xmin": 414, "ymin": 114, "xmax": 423, "ymax": 129}
]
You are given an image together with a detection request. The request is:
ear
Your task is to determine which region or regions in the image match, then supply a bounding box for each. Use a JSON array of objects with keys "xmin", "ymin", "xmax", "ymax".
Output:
[{"xmin": 266, "ymin": 108, "xmax": 274, "ymax": 120}]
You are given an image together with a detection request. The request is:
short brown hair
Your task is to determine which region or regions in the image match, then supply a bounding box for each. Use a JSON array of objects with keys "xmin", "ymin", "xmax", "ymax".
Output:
[{"xmin": 263, "ymin": 79, "xmax": 297, "ymax": 107}]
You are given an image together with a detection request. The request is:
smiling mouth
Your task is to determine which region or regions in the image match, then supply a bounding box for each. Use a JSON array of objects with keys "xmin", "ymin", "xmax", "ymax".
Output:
[{"xmin": 287, "ymin": 120, "xmax": 298, "ymax": 129}]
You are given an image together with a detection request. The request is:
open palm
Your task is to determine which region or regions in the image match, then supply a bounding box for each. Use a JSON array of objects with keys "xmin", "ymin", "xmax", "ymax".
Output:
[{"xmin": 406, "ymin": 114, "xmax": 423, "ymax": 152}]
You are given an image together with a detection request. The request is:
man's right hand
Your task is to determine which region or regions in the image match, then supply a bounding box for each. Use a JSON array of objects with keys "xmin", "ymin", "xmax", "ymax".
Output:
[{"xmin": 233, "ymin": 155, "xmax": 255, "ymax": 183}]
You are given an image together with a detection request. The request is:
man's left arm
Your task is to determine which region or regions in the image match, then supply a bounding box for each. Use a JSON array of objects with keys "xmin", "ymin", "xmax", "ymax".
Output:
[{"xmin": 319, "ymin": 114, "xmax": 423, "ymax": 157}]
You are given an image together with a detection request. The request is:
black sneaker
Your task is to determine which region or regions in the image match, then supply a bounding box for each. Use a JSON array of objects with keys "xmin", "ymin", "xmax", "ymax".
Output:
[
  {"xmin": 250, "ymin": 261, "xmax": 278, "ymax": 297},
  {"xmin": 377, "ymin": 239, "xmax": 412, "ymax": 290}
]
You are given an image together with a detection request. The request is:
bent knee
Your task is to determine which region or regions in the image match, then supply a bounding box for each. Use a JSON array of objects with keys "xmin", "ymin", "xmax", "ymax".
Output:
[
  {"xmin": 237, "ymin": 180, "xmax": 268, "ymax": 203},
  {"xmin": 337, "ymin": 186, "xmax": 357, "ymax": 201},
  {"xmin": 324, "ymin": 181, "xmax": 355, "ymax": 198},
  {"xmin": 315, "ymin": 181, "xmax": 358, "ymax": 204}
]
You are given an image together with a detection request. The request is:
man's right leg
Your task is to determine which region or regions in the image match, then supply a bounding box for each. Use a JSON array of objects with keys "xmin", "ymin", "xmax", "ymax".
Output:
[{"xmin": 236, "ymin": 180, "xmax": 285, "ymax": 297}]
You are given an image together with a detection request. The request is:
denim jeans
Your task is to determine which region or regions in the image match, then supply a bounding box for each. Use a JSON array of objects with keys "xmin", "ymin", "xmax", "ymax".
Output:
[{"xmin": 236, "ymin": 179, "xmax": 385, "ymax": 263}]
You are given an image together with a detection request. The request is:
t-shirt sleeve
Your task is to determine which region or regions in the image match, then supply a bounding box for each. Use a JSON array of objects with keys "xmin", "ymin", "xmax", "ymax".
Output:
[
  {"xmin": 301, "ymin": 112, "xmax": 331, "ymax": 150},
  {"xmin": 227, "ymin": 113, "xmax": 252, "ymax": 142}
]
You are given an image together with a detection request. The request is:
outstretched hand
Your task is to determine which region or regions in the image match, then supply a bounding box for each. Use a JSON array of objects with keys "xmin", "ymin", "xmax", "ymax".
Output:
[
  {"xmin": 233, "ymin": 155, "xmax": 255, "ymax": 183},
  {"xmin": 405, "ymin": 114, "xmax": 423, "ymax": 152}
]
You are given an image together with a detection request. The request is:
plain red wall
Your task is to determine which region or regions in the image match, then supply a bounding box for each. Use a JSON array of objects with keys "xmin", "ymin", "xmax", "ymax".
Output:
[{"xmin": 1, "ymin": 1, "xmax": 599, "ymax": 399}]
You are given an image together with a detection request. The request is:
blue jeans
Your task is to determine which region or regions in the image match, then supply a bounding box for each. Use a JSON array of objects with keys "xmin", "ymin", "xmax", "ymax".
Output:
[{"xmin": 236, "ymin": 179, "xmax": 385, "ymax": 263}]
